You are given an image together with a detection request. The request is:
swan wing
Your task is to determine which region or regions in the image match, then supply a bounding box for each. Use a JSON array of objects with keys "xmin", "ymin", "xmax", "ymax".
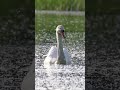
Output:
[
  {"xmin": 63, "ymin": 48, "xmax": 71, "ymax": 65},
  {"xmin": 47, "ymin": 46, "xmax": 57, "ymax": 58},
  {"xmin": 44, "ymin": 46, "xmax": 57, "ymax": 64}
]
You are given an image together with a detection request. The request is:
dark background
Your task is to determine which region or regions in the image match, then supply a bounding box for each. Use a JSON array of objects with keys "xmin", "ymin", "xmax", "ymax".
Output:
[
  {"xmin": 0, "ymin": 0, "xmax": 33, "ymax": 16},
  {"xmin": 86, "ymin": 0, "xmax": 120, "ymax": 13},
  {"xmin": 0, "ymin": 0, "xmax": 35, "ymax": 90},
  {"xmin": 86, "ymin": 0, "xmax": 120, "ymax": 90}
]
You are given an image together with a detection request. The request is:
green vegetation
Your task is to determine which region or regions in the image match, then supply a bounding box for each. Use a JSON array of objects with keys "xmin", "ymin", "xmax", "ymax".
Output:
[
  {"xmin": 35, "ymin": 14, "xmax": 85, "ymax": 43},
  {"xmin": 35, "ymin": 0, "xmax": 85, "ymax": 11},
  {"xmin": 35, "ymin": 14, "xmax": 85, "ymax": 33}
]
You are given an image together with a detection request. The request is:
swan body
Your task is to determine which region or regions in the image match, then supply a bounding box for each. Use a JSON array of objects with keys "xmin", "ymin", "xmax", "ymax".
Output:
[
  {"xmin": 44, "ymin": 25, "xmax": 71, "ymax": 65},
  {"xmin": 44, "ymin": 46, "xmax": 71, "ymax": 65}
]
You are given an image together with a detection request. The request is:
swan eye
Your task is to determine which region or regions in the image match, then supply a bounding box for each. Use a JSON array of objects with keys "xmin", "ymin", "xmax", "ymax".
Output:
[{"xmin": 61, "ymin": 30, "xmax": 64, "ymax": 32}]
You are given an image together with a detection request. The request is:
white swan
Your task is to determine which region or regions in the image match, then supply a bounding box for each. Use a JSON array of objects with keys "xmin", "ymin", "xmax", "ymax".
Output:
[{"xmin": 44, "ymin": 25, "xmax": 71, "ymax": 65}]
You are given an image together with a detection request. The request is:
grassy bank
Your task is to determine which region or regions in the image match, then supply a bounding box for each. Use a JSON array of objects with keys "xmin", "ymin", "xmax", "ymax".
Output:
[{"xmin": 35, "ymin": 0, "xmax": 85, "ymax": 11}]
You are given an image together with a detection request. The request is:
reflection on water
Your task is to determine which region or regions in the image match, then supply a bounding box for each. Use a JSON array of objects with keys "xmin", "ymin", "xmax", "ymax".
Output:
[{"xmin": 35, "ymin": 32, "xmax": 85, "ymax": 90}]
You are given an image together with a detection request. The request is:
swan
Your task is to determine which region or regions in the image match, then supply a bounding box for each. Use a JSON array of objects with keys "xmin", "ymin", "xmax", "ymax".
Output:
[{"xmin": 44, "ymin": 25, "xmax": 71, "ymax": 65}]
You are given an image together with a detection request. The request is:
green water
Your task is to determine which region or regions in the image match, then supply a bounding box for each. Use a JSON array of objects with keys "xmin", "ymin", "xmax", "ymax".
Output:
[{"xmin": 35, "ymin": 14, "xmax": 85, "ymax": 44}]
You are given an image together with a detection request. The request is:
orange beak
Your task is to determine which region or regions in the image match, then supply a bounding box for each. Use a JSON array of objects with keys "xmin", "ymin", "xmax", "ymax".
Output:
[{"xmin": 61, "ymin": 32, "xmax": 65, "ymax": 38}]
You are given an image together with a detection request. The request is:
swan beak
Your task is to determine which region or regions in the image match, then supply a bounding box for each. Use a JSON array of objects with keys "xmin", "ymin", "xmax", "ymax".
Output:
[{"xmin": 61, "ymin": 32, "xmax": 65, "ymax": 38}]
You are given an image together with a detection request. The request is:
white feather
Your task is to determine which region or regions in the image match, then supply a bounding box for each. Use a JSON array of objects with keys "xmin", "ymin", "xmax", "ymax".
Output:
[
  {"xmin": 44, "ymin": 25, "xmax": 71, "ymax": 66},
  {"xmin": 44, "ymin": 46, "xmax": 71, "ymax": 65}
]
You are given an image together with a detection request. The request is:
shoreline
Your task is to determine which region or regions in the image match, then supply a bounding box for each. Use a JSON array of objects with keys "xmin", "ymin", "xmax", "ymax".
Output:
[{"xmin": 35, "ymin": 10, "xmax": 85, "ymax": 16}]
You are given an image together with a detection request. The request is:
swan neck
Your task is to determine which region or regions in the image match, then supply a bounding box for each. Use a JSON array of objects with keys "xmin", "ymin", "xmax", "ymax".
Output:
[
  {"xmin": 56, "ymin": 33, "xmax": 63, "ymax": 49},
  {"xmin": 56, "ymin": 32, "xmax": 66, "ymax": 64}
]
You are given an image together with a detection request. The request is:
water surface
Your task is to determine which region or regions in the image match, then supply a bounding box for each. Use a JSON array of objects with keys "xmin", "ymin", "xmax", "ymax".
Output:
[
  {"xmin": 35, "ymin": 32, "xmax": 85, "ymax": 90},
  {"xmin": 35, "ymin": 14, "xmax": 85, "ymax": 90}
]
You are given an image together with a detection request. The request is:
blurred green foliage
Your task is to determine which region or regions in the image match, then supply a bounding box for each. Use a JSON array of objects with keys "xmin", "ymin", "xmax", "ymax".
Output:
[
  {"xmin": 35, "ymin": 0, "xmax": 85, "ymax": 11},
  {"xmin": 35, "ymin": 14, "xmax": 85, "ymax": 33}
]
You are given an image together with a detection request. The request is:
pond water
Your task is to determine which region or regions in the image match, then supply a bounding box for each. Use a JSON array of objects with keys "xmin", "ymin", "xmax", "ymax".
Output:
[
  {"xmin": 35, "ymin": 32, "xmax": 85, "ymax": 90},
  {"xmin": 35, "ymin": 12, "xmax": 85, "ymax": 90}
]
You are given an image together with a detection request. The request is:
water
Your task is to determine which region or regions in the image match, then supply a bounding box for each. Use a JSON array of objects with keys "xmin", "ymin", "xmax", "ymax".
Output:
[
  {"xmin": 35, "ymin": 32, "xmax": 85, "ymax": 90},
  {"xmin": 35, "ymin": 10, "xmax": 85, "ymax": 16}
]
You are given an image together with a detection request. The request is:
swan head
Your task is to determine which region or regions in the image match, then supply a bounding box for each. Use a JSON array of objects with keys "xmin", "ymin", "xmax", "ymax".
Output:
[{"xmin": 56, "ymin": 25, "xmax": 65, "ymax": 38}]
